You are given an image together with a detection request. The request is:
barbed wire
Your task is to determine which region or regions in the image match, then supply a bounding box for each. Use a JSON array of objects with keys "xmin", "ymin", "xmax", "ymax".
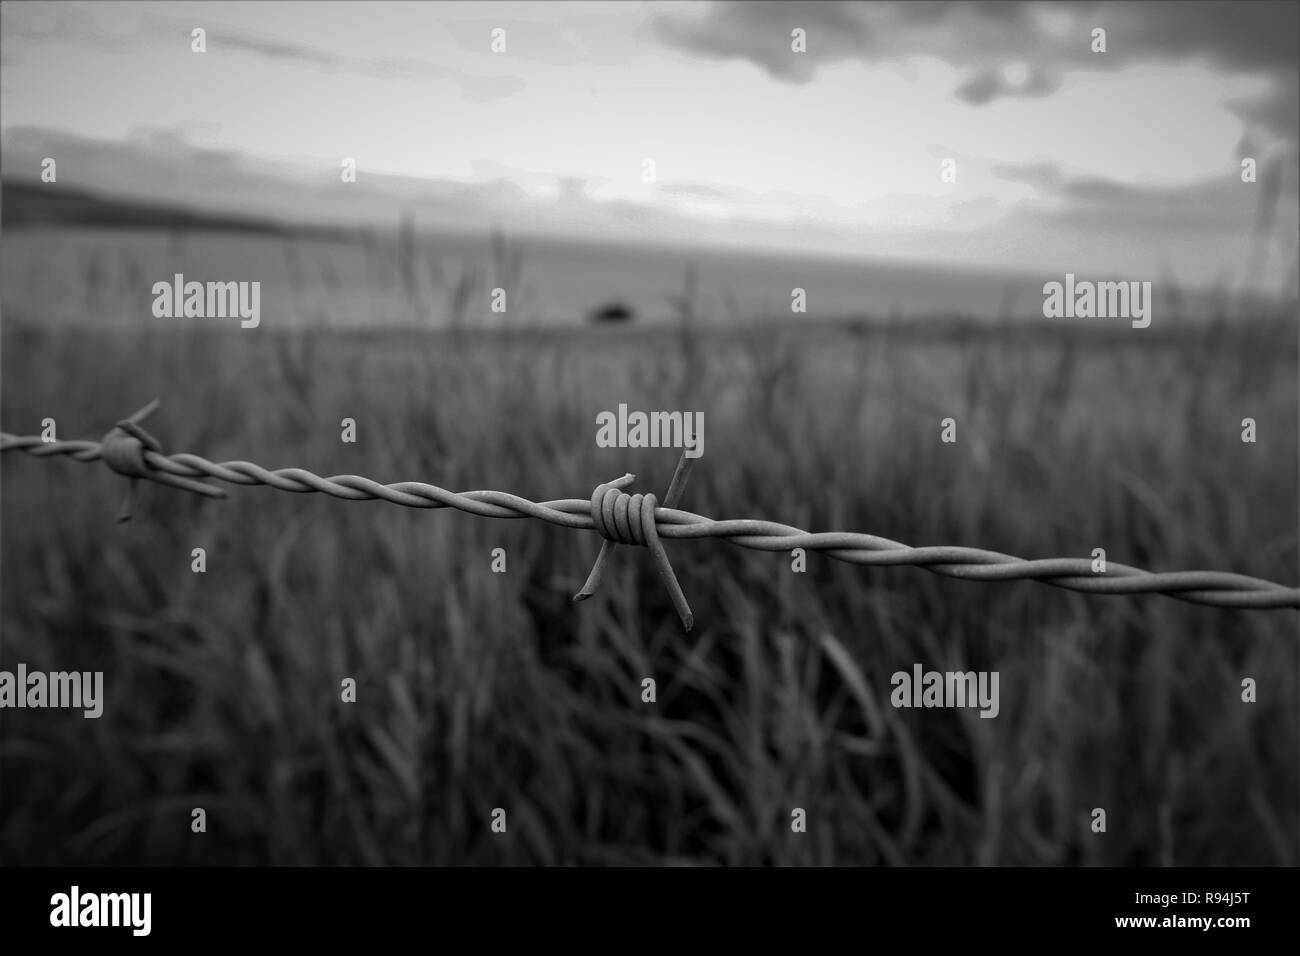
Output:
[{"xmin": 3, "ymin": 399, "xmax": 1297, "ymax": 626}]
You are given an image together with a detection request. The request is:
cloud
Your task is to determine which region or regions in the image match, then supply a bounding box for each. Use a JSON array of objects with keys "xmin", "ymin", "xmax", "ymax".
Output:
[
  {"xmin": 992, "ymin": 158, "xmax": 1299, "ymax": 233},
  {"xmin": 0, "ymin": 125, "xmax": 508, "ymax": 230},
  {"xmin": 953, "ymin": 63, "xmax": 1059, "ymax": 105},
  {"xmin": 5, "ymin": 125, "xmax": 1294, "ymax": 296},
  {"xmin": 172, "ymin": 19, "xmax": 526, "ymax": 102},
  {"xmin": 655, "ymin": 181, "xmax": 742, "ymax": 200},
  {"xmin": 0, "ymin": 5, "xmax": 526, "ymax": 103},
  {"xmin": 208, "ymin": 30, "xmax": 337, "ymax": 67},
  {"xmin": 467, "ymin": 159, "xmax": 615, "ymax": 197},
  {"xmin": 651, "ymin": 1, "xmax": 1299, "ymax": 139},
  {"xmin": 437, "ymin": 13, "xmax": 640, "ymax": 68},
  {"xmin": 651, "ymin": 0, "xmax": 872, "ymax": 82},
  {"xmin": 0, "ymin": 2, "xmax": 135, "ymax": 63},
  {"xmin": 2, "ymin": 125, "xmax": 814, "ymax": 242},
  {"xmin": 1227, "ymin": 72, "xmax": 1300, "ymax": 148}
]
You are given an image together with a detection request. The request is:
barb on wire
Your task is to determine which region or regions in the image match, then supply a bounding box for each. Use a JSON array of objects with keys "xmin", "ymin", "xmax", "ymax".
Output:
[
  {"xmin": 575, "ymin": 454, "xmax": 698, "ymax": 631},
  {"xmin": 99, "ymin": 399, "xmax": 225, "ymax": 521},
  {"xmin": 2, "ymin": 401, "xmax": 1298, "ymax": 622}
]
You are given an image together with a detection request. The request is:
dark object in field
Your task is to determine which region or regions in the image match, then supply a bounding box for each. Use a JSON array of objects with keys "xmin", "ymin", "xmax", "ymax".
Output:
[{"xmin": 589, "ymin": 301, "xmax": 635, "ymax": 323}]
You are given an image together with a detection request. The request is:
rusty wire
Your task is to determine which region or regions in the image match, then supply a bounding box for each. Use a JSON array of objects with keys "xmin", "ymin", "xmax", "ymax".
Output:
[{"xmin": 3, "ymin": 400, "xmax": 1298, "ymax": 623}]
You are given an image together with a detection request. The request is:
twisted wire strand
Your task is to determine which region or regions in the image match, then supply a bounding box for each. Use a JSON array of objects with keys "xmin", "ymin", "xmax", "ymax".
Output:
[{"xmin": 3, "ymin": 432, "xmax": 1297, "ymax": 610}]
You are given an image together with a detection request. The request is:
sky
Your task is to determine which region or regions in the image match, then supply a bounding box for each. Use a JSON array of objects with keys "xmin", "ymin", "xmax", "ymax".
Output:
[{"xmin": 1, "ymin": 0, "xmax": 1297, "ymax": 289}]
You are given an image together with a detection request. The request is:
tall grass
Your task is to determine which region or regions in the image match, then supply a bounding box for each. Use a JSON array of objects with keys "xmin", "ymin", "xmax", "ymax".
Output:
[{"xmin": 1, "ymin": 306, "xmax": 1296, "ymax": 865}]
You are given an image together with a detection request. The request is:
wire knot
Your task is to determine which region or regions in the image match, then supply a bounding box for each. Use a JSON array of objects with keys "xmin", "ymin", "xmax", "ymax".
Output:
[
  {"xmin": 99, "ymin": 399, "xmax": 225, "ymax": 522},
  {"xmin": 101, "ymin": 421, "xmax": 160, "ymax": 480},
  {"xmin": 575, "ymin": 453, "xmax": 698, "ymax": 631},
  {"xmin": 590, "ymin": 484, "xmax": 658, "ymax": 547}
]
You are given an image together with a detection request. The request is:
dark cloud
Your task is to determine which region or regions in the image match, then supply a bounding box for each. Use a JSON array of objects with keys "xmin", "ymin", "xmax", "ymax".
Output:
[
  {"xmin": 954, "ymin": 64, "xmax": 1059, "ymax": 105},
  {"xmin": 210, "ymin": 31, "xmax": 338, "ymax": 67},
  {"xmin": 1124, "ymin": 0, "xmax": 1299, "ymax": 72},
  {"xmin": 651, "ymin": 1, "xmax": 874, "ymax": 82},
  {"xmin": 652, "ymin": 1, "xmax": 1298, "ymax": 139}
]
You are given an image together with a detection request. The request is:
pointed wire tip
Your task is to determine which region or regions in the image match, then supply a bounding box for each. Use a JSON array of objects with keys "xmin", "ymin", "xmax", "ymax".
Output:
[{"xmin": 123, "ymin": 397, "xmax": 162, "ymax": 425}]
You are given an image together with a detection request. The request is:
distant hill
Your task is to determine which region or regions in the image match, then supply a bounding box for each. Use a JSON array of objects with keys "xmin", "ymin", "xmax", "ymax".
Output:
[{"xmin": 1, "ymin": 179, "xmax": 356, "ymax": 239}]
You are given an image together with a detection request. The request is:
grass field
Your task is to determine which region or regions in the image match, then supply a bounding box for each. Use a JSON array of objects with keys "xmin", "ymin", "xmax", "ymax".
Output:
[{"xmin": 2, "ymin": 300, "xmax": 1297, "ymax": 865}]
